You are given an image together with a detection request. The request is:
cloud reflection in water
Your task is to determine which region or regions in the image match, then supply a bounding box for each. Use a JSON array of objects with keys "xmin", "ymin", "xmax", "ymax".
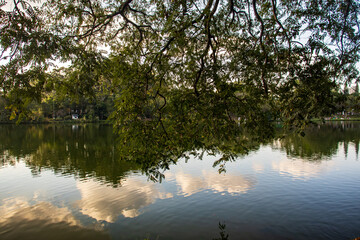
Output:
[
  {"xmin": 168, "ymin": 170, "xmax": 257, "ymax": 196},
  {"xmin": 0, "ymin": 197, "xmax": 109, "ymax": 240},
  {"xmin": 76, "ymin": 159, "xmax": 257, "ymax": 223},
  {"xmin": 76, "ymin": 177, "xmax": 173, "ymax": 222},
  {"xmin": 272, "ymin": 158, "xmax": 334, "ymax": 179}
]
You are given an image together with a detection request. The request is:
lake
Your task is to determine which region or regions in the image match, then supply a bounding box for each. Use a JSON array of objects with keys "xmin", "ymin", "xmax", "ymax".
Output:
[{"xmin": 0, "ymin": 122, "xmax": 359, "ymax": 240}]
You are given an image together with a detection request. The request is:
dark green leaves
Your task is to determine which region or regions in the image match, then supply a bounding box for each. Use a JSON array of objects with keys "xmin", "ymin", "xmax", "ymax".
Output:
[{"xmin": 1, "ymin": 0, "xmax": 360, "ymax": 177}]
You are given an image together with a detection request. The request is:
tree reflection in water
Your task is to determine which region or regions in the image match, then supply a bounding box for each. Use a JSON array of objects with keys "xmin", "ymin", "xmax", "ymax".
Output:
[
  {"xmin": 0, "ymin": 122, "xmax": 359, "ymax": 239},
  {"xmin": 0, "ymin": 121, "xmax": 359, "ymax": 184},
  {"xmin": 273, "ymin": 121, "xmax": 360, "ymax": 160}
]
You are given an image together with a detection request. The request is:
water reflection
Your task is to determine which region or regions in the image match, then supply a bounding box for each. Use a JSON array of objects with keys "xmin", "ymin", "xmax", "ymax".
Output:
[
  {"xmin": 0, "ymin": 197, "xmax": 80, "ymax": 226},
  {"xmin": 76, "ymin": 177, "xmax": 172, "ymax": 222},
  {"xmin": 75, "ymin": 166, "xmax": 254, "ymax": 223},
  {"xmin": 0, "ymin": 197, "xmax": 110, "ymax": 240},
  {"xmin": 273, "ymin": 122, "xmax": 360, "ymax": 160},
  {"xmin": 0, "ymin": 122, "xmax": 359, "ymax": 184},
  {"xmin": 272, "ymin": 158, "xmax": 335, "ymax": 179},
  {"xmin": 168, "ymin": 170, "xmax": 256, "ymax": 196},
  {"xmin": 0, "ymin": 123, "xmax": 359, "ymax": 239},
  {"xmin": 0, "ymin": 124, "xmax": 139, "ymax": 185}
]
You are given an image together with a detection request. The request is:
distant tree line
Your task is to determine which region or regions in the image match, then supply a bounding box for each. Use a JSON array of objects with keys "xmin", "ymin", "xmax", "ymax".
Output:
[
  {"xmin": 333, "ymin": 84, "xmax": 360, "ymax": 117},
  {"xmin": 0, "ymin": 90, "xmax": 115, "ymax": 122},
  {"xmin": 0, "ymin": 84, "xmax": 359, "ymax": 123}
]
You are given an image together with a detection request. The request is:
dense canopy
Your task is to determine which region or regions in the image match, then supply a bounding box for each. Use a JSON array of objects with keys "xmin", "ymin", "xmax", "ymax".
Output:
[
  {"xmin": 1, "ymin": 0, "xmax": 360, "ymax": 173},
  {"xmin": 1, "ymin": 0, "xmax": 360, "ymax": 120}
]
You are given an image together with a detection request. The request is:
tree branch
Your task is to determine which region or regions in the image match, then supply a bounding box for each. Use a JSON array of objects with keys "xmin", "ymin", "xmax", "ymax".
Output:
[{"xmin": 253, "ymin": 0, "xmax": 268, "ymax": 96}]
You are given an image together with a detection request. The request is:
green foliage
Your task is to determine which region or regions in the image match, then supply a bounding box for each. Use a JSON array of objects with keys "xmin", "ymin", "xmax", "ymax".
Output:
[
  {"xmin": 1, "ymin": 0, "xmax": 360, "ymax": 173},
  {"xmin": 1, "ymin": 0, "xmax": 359, "ymax": 121},
  {"xmin": 111, "ymin": 84, "xmax": 275, "ymax": 180}
]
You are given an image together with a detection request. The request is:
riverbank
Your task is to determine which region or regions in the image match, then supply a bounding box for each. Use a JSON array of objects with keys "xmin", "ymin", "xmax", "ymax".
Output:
[
  {"xmin": 0, "ymin": 119, "xmax": 110, "ymax": 124},
  {"xmin": 315, "ymin": 117, "xmax": 360, "ymax": 121},
  {"xmin": 2, "ymin": 117, "xmax": 360, "ymax": 125}
]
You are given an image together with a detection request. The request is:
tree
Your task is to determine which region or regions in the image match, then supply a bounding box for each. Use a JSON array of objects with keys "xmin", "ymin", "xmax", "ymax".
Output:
[
  {"xmin": 1, "ymin": 0, "xmax": 360, "ymax": 176},
  {"xmin": 1, "ymin": 0, "xmax": 359, "ymax": 121}
]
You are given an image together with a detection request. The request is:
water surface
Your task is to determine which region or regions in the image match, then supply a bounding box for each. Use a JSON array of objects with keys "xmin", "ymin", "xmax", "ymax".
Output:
[{"xmin": 0, "ymin": 123, "xmax": 359, "ymax": 240}]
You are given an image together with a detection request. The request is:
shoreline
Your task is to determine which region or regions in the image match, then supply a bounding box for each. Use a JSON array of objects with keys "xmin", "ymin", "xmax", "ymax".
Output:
[
  {"xmin": 1, "ymin": 117, "xmax": 360, "ymax": 125},
  {"xmin": 0, "ymin": 120, "xmax": 111, "ymax": 125}
]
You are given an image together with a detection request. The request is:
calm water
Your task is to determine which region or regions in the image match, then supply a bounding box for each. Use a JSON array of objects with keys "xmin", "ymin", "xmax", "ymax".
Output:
[{"xmin": 0, "ymin": 123, "xmax": 359, "ymax": 240}]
